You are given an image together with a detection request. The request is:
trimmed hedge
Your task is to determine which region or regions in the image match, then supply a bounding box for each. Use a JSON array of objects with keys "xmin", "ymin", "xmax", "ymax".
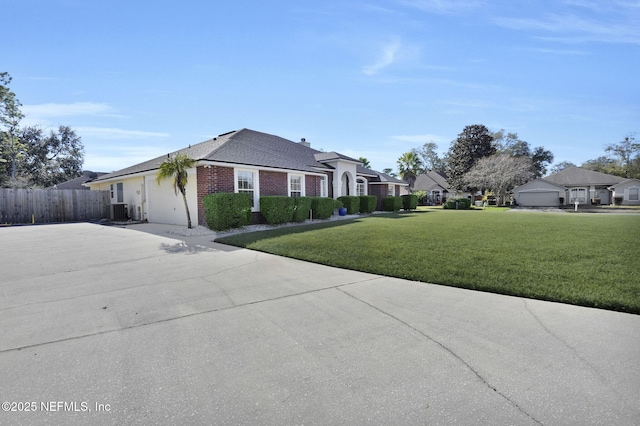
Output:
[
  {"xmin": 359, "ymin": 195, "xmax": 377, "ymax": 213},
  {"xmin": 260, "ymin": 196, "xmax": 295, "ymax": 225},
  {"xmin": 383, "ymin": 196, "xmax": 402, "ymax": 212},
  {"xmin": 338, "ymin": 196, "xmax": 361, "ymax": 215},
  {"xmin": 402, "ymin": 194, "xmax": 418, "ymax": 211},
  {"xmin": 293, "ymin": 196, "xmax": 313, "ymax": 222},
  {"xmin": 203, "ymin": 192, "xmax": 252, "ymax": 231},
  {"xmin": 310, "ymin": 197, "xmax": 336, "ymax": 220},
  {"xmin": 444, "ymin": 197, "xmax": 472, "ymax": 210}
]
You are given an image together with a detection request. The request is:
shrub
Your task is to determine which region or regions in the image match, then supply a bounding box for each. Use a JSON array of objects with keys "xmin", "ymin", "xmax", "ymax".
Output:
[
  {"xmin": 402, "ymin": 194, "xmax": 418, "ymax": 211},
  {"xmin": 412, "ymin": 190, "xmax": 427, "ymax": 205},
  {"xmin": 203, "ymin": 192, "xmax": 252, "ymax": 231},
  {"xmin": 359, "ymin": 195, "xmax": 377, "ymax": 213},
  {"xmin": 444, "ymin": 197, "xmax": 471, "ymax": 210},
  {"xmin": 260, "ymin": 196, "xmax": 295, "ymax": 225},
  {"xmin": 338, "ymin": 196, "xmax": 361, "ymax": 215},
  {"xmin": 292, "ymin": 196, "xmax": 313, "ymax": 222},
  {"xmin": 310, "ymin": 197, "xmax": 337, "ymax": 220},
  {"xmin": 383, "ymin": 196, "xmax": 402, "ymax": 212}
]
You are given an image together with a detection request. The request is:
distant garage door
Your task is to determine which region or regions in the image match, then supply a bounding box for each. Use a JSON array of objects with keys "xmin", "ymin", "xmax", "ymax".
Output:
[{"xmin": 518, "ymin": 191, "xmax": 559, "ymax": 207}]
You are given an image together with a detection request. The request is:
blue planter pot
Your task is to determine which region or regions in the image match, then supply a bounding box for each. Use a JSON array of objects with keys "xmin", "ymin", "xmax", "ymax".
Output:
[{"xmin": 338, "ymin": 207, "xmax": 347, "ymax": 216}]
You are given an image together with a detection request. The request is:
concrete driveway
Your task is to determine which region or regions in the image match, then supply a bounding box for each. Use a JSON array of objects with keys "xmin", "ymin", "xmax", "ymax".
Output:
[{"xmin": 1, "ymin": 223, "xmax": 639, "ymax": 425}]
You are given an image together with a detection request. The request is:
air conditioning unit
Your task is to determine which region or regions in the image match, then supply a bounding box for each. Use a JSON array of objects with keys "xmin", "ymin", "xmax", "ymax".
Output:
[{"xmin": 110, "ymin": 204, "xmax": 128, "ymax": 221}]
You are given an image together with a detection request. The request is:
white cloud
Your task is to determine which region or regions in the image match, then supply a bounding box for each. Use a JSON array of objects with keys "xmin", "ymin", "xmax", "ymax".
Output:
[
  {"xmin": 494, "ymin": 13, "xmax": 640, "ymax": 45},
  {"xmin": 84, "ymin": 146, "xmax": 172, "ymax": 172},
  {"xmin": 22, "ymin": 102, "xmax": 115, "ymax": 118},
  {"xmin": 76, "ymin": 127, "xmax": 170, "ymax": 140},
  {"xmin": 363, "ymin": 39, "xmax": 402, "ymax": 75}
]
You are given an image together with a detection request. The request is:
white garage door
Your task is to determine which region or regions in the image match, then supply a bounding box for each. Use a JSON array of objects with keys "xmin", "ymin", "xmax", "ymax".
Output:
[
  {"xmin": 518, "ymin": 191, "xmax": 559, "ymax": 207},
  {"xmin": 144, "ymin": 171, "xmax": 197, "ymax": 226}
]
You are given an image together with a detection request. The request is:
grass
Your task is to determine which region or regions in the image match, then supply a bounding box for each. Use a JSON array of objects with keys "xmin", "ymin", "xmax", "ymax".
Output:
[{"xmin": 216, "ymin": 210, "xmax": 640, "ymax": 314}]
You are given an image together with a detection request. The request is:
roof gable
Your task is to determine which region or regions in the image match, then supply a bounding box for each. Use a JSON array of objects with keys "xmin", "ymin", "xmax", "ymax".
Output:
[{"xmin": 414, "ymin": 171, "xmax": 450, "ymax": 191}]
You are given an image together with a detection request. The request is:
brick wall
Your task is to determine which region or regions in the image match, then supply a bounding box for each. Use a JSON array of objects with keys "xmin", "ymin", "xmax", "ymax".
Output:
[
  {"xmin": 260, "ymin": 170, "xmax": 288, "ymax": 196},
  {"xmin": 196, "ymin": 165, "xmax": 234, "ymax": 226},
  {"xmin": 305, "ymin": 175, "xmax": 325, "ymax": 197},
  {"xmin": 196, "ymin": 166, "xmax": 336, "ymax": 226},
  {"xmin": 369, "ymin": 184, "xmax": 388, "ymax": 211}
]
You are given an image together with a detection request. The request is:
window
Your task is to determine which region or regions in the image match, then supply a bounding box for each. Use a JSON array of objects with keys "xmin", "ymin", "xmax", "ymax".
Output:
[
  {"xmin": 356, "ymin": 178, "xmax": 366, "ymax": 196},
  {"xmin": 629, "ymin": 187, "xmax": 639, "ymax": 201},
  {"xmin": 388, "ymin": 185, "xmax": 395, "ymax": 196},
  {"xmin": 569, "ymin": 188, "xmax": 587, "ymax": 204},
  {"xmin": 110, "ymin": 184, "xmax": 114, "ymax": 199},
  {"xmin": 320, "ymin": 176, "xmax": 327, "ymax": 198},
  {"xmin": 116, "ymin": 183, "xmax": 124, "ymax": 203},
  {"xmin": 236, "ymin": 170, "xmax": 256, "ymax": 208},
  {"xmin": 289, "ymin": 175, "xmax": 303, "ymax": 197}
]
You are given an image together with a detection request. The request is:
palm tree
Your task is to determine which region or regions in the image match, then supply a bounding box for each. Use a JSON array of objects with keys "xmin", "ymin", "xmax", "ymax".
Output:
[
  {"xmin": 397, "ymin": 151, "xmax": 422, "ymax": 191},
  {"xmin": 156, "ymin": 153, "xmax": 197, "ymax": 228}
]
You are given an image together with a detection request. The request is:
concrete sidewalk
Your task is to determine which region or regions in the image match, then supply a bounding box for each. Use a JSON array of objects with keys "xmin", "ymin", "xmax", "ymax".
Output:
[{"xmin": 1, "ymin": 222, "xmax": 639, "ymax": 425}]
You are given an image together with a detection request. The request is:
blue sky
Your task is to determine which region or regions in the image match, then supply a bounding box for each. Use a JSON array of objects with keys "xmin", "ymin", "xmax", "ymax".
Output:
[{"xmin": 4, "ymin": 0, "xmax": 639, "ymax": 174}]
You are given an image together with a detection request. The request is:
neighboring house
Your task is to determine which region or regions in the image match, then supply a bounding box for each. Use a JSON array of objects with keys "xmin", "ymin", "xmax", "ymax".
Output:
[
  {"xmin": 413, "ymin": 171, "xmax": 475, "ymax": 204},
  {"xmin": 512, "ymin": 179, "xmax": 567, "ymax": 207},
  {"xmin": 85, "ymin": 128, "xmax": 407, "ymax": 226},
  {"xmin": 513, "ymin": 167, "xmax": 626, "ymax": 207},
  {"xmin": 609, "ymin": 179, "xmax": 640, "ymax": 205},
  {"xmin": 51, "ymin": 170, "xmax": 107, "ymax": 190},
  {"xmin": 413, "ymin": 171, "xmax": 450, "ymax": 205}
]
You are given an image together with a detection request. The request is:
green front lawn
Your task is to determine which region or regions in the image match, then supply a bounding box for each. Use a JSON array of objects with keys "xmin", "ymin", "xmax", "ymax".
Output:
[{"xmin": 216, "ymin": 210, "xmax": 640, "ymax": 314}]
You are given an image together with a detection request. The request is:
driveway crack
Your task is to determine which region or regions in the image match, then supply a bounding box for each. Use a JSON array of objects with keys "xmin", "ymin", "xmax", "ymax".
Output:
[
  {"xmin": 337, "ymin": 287, "xmax": 543, "ymax": 425},
  {"xmin": 523, "ymin": 299, "xmax": 622, "ymax": 398},
  {"xmin": 0, "ymin": 277, "xmax": 382, "ymax": 354}
]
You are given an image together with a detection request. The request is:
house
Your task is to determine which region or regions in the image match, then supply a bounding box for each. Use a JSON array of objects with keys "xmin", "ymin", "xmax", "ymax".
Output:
[
  {"xmin": 51, "ymin": 170, "xmax": 107, "ymax": 190},
  {"xmin": 513, "ymin": 167, "xmax": 626, "ymax": 207},
  {"xmin": 609, "ymin": 179, "xmax": 640, "ymax": 205},
  {"xmin": 412, "ymin": 171, "xmax": 476, "ymax": 205},
  {"xmin": 85, "ymin": 128, "xmax": 407, "ymax": 226},
  {"xmin": 413, "ymin": 171, "xmax": 450, "ymax": 205}
]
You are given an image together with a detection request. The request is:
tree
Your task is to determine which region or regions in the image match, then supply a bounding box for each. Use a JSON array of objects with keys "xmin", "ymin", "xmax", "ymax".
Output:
[
  {"xmin": 530, "ymin": 146, "xmax": 554, "ymax": 178},
  {"xmin": 156, "ymin": 153, "xmax": 197, "ymax": 228},
  {"xmin": 493, "ymin": 130, "xmax": 554, "ymax": 178},
  {"xmin": 605, "ymin": 133, "xmax": 639, "ymax": 178},
  {"xmin": 19, "ymin": 125, "xmax": 84, "ymax": 187},
  {"xmin": 397, "ymin": 151, "xmax": 422, "ymax": 190},
  {"xmin": 446, "ymin": 124, "xmax": 496, "ymax": 191},
  {"xmin": 581, "ymin": 156, "xmax": 622, "ymax": 176},
  {"xmin": 382, "ymin": 167, "xmax": 397, "ymax": 177},
  {"xmin": 358, "ymin": 157, "xmax": 371, "ymax": 168},
  {"xmin": 549, "ymin": 161, "xmax": 576, "ymax": 174},
  {"xmin": 415, "ymin": 142, "xmax": 445, "ymax": 173},
  {"xmin": 463, "ymin": 154, "xmax": 534, "ymax": 205},
  {"xmin": 0, "ymin": 72, "xmax": 24, "ymax": 182}
]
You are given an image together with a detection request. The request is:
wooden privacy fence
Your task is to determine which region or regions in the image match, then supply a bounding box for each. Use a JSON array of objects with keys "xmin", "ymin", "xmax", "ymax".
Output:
[{"xmin": 0, "ymin": 189, "xmax": 110, "ymax": 224}]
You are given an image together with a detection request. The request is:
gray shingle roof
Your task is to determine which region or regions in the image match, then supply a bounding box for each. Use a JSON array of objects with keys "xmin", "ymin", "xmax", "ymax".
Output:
[
  {"xmin": 91, "ymin": 128, "xmax": 401, "ymax": 186},
  {"xmin": 414, "ymin": 171, "xmax": 450, "ymax": 192},
  {"xmin": 93, "ymin": 128, "xmax": 335, "ymax": 182},
  {"xmin": 51, "ymin": 170, "xmax": 108, "ymax": 189},
  {"xmin": 545, "ymin": 167, "xmax": 624, "ymax": 186}
]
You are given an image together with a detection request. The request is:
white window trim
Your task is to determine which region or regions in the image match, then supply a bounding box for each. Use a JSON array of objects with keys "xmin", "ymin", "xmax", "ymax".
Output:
[
  {"xmin": 234, "ymin": 168, "xmax": 260, "ymax": 211},
  {"xmin": 288, "ymin": 173, "xmax": 305, "ymax": 198},
  {"xmin": 320, "ymin": 175, "xmax": 327, "ymax": 198},
  {"xmin": 388, "ymin": 184, "xmax": 395, "ymax": 196},
  {"xmin": 628, "ymin": 186, "xmax": 639, "ymax": 201},
  {"xmin": 569, "ymin": 187, "xmax": 587, "ymax": 204},
  {"xmin": 356, "ymin": 178, "xmax": 367, "ymax": 196}
]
